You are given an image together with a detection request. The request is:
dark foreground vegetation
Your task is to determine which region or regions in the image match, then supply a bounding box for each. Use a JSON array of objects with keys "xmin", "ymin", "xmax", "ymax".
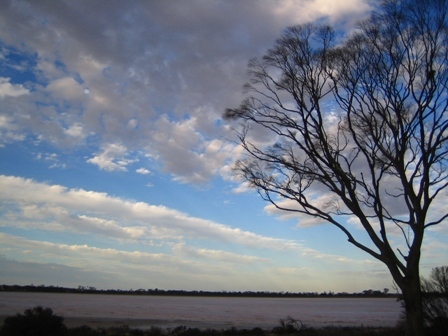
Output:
[
  {"xmin": 0, "ymin": 307, "xmax": 409, "ymax": 336},
  {"xmin": 2, "ymin": 307, "xmax": 448, "ymax": 336}
]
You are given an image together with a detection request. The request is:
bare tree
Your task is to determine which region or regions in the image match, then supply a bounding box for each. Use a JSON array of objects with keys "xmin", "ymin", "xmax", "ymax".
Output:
[{"xmin": 224, "ymin": 1, "xmax": 448, "ymax": 335}]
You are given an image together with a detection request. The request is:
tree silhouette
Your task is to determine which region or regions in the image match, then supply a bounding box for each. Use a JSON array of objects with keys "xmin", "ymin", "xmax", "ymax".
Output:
[
  {"xmin": 224, "ymin": 1, "xmax": 448, "ymax": 335},
  {"xmin": 421, "ymin": 266, "xmax": 448, "ymax": 330},
  {"xmin": 0, "ymin": 306, "xmax": 66, "ymax": 336}
]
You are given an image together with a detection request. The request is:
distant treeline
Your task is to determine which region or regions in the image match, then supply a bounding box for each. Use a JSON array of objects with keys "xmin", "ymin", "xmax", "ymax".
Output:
[{"xmin": 0, "ymin": 284, "xmax": 398, "ymax": 298}]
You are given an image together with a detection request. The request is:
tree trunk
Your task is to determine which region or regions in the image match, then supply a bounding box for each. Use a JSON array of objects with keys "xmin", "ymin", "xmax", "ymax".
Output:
[{"xmin": 402, "ymin": 280, "xmax": 425, "ymax": 336}]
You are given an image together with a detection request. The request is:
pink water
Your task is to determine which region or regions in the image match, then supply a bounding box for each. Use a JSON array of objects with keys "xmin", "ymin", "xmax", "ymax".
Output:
[{"xmin": 0, "ymin": 292, "xmax": 402, "ymax": 329}]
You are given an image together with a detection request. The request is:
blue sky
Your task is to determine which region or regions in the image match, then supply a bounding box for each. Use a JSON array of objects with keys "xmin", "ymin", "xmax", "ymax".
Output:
[{"xmin": 0, "ymin": 0, "xmax": 447, "ymax": 293}]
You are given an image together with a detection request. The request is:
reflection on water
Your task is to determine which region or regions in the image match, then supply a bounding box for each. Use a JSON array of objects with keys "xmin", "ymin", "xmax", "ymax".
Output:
[{"xmin": 0, "ymin": 292, "xmax": 402, "ymax": 329}]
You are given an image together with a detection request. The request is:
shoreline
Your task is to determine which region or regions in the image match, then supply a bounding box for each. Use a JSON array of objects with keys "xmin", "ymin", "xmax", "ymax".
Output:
[
  {"xmin": 62, "ymin": 317, "xmax": 206, "ymax": 330},
  {"xmin": 0, "ymin": 315, "xmax": 397, "ymax": 331},
  {"xmin": 0, "ymin": 285, "xmax": 398, "ymax": 299},
  {"xmin": 60, "ymin": 317, "xmax": 240, "ymax": 330},
  {"xmin": 0, "ymin": 315, "xmax": 292, "ymax": 331}
]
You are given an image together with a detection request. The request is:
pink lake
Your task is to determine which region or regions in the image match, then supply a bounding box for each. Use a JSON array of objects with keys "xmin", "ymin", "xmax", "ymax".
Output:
[{"xmin": 0, "ymin": 292, "xmax": 402, "ymax": 330}]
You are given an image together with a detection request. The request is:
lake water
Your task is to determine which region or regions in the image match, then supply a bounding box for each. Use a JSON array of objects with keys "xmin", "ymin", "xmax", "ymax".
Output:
[{"xmin": 0, "ymin": 292, "xmax": 402, "ymax": 330}]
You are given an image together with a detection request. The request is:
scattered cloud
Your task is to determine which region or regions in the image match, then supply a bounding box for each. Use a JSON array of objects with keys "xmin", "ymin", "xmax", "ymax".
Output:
[
  {"xmin": 64, "ymin": 122, "xmax": 87, "ymax": 139},
  {"xmin": 46, "ymin": 77, "xmax": 85, "ymax": 101},
  {"xmin": 0, "ymin": 77, "xmax": 28, "ymax": 97},
  {"xmin": 136, "ymin": 168, "xmax": 151, "ymax": 175},
  {"xmin": 0, "ymin": 0, "xmax": 373, "ymax": 185},
  {"xmin": 2, "ymin": 0, "xmax": 441, "ymax": 293},
  {"xmin": 87, "ymin": 143, "xmax": 137, "ymax": 172},
  {"xmin": 0, "ymin": 114, "xmax": 26, "ymax": 145}
]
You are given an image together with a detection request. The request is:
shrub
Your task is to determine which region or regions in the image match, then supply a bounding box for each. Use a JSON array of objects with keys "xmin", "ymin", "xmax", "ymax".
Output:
[
  {"xmin": 421, "ymin": 266, "xmax": 448, "ymax": 334},
  {"xmin": 66, "ymin": 325, "xmax": 102, "ymax": 336},
  {"xmin": 0, "ymin": 306, "xmax": 67, "ymax": 336},
  {"xmin": 271, "ymin": 316, "xmax": 304, "ymax": 334}
]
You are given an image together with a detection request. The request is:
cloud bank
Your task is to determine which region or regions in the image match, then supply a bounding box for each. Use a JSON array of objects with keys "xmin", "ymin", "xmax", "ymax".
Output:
[{"xmin": 0, "ymin": 0, "xmax": 372, "ymax": 184}]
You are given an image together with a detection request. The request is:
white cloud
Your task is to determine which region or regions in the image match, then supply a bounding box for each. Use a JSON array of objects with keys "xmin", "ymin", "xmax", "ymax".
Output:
[
  {"xmin": 172, "ymin": 243, "xmax": 269, "ymax": 264},
  {"xmin": 127, "ymin": 119, "xmax": 138, "ymax": 129},
  {"xmin": 0, "ymin": 0, "xmax": 372, "ymax": 185},
  {"xmin": 263, "ymin": 193, "xmax": 339, "ymax": 225},
  {"xmin": 0, "ymin": 173, "xmax": 405, "ymax": 291},
  {"xmin": 0, "ymin": 232, "xmax": 387, "ymax": 292},
  {"xmin": 87, "ymin": 143, "xmax": 136, "ymax": 172},
  {"xmin": 136, "ymin": 168, "xmax": 151, "ymax": 175},
  {"xmin": 0, "ymin": 77, "xmax": 29, "ymax": 97},
  {"xmin": 152, "ymin": 115, "xmax": 240, "ymax": 184},
  {"xmin": 0, "ymin": 233, "xmax": 182, "ymax": 274},
  {"xmin": 46, "ymin": 77, "xmax": 85, "ymax": 101},
  {"xmin": 296, "ymin": 0, "xmax": 372, "ymax": 24},
  {"xmin": 64, "ymin": 122, "xmax": 87, "ymax": 139},
  {"xmin": 1, "ymin": 0, "xmax": 406, "ymax": 292},
  {"xmin": 0, "ymin": 175, "xmax": 297, "ymax": 250},
  {"xmin": 0, "ymin": 115, "xmax": 26, "ymax": 145},
  {"xmin": 0, "ymin": 174, "xmax": 380, "ymax": 268}
]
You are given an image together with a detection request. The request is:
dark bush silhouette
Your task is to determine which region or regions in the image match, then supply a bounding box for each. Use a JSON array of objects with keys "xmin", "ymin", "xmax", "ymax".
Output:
[
  {"xmin": 66, "ymin": 325, "xmax": 100, "ymax": 336},
  {"xmin": 271, "ymin": 317, "xmax": 304, "ymax": 334},
  {"xmin": 0, "ymin": 306, "xmax": 67, "ymax": 336},
  {"xmin": 421, "ymin": 266, "xmax": 448, "ymax": 335}
]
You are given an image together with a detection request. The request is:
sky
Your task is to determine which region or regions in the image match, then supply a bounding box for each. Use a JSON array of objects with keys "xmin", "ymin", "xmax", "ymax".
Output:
[{"xmin": 0, "ymin": 0, "xmax": 447, "ymax": 294}]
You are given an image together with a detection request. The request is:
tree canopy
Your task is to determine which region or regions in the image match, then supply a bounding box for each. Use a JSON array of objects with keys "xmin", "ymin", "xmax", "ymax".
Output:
[{"xmin": 224, "ymin": 1, "xmax": 448, "ymax": 335}]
